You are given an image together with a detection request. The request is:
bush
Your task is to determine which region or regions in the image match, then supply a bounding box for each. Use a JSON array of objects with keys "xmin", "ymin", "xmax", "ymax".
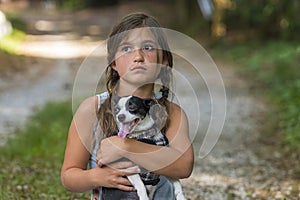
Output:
[
  {"xmin": 224, "ymin": 0, "xmax": 300, "ymax": 40},
  {"xmin": 56, "ymin": 0, "xmax": 119, "ymax": 10}
]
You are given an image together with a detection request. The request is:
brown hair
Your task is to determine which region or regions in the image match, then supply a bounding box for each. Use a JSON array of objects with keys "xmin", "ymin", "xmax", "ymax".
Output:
[{"xmin": 98, "ymin": 13, "xmax": 173, "ymax": 137}]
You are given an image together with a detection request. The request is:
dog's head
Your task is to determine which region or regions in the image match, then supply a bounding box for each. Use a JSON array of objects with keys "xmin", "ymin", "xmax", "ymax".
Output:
[{"xmin": 113, "ymin": 95, "xmax": 156, "ymax": 138}]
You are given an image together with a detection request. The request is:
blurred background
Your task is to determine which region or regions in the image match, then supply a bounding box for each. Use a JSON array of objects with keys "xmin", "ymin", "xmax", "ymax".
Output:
[{"xmin": 0, "ymin": 0, "xmax": 299, "ymax": 199}]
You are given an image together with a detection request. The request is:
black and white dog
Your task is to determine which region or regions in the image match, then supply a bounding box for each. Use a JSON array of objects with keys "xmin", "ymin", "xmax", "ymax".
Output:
[{"xmin": 112, "ymin": 95, "xmax": 185, "ymax": 200}]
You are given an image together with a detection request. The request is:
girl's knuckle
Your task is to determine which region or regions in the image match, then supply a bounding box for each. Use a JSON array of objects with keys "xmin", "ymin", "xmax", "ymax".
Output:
[{"xmin": 119, "ymin": 171, "xmax": 126, "ymax": 176}]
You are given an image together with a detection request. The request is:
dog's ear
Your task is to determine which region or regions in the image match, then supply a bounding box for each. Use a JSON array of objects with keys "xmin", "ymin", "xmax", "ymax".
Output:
[
  {"xmin": 143, "ymin": 98, "xmax": 155, "ymax": 109},
  {"xmin": 112, "ymin": 95, "xmax": 121, "ymax": 105},
  {"xmin": 149, "ymin": 104, "xmax": 168, "ymax": 130}
]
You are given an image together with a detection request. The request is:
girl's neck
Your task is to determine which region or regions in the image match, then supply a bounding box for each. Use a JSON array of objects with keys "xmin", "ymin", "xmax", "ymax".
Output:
[{"xmin": 116, "ymin": 81, "xmax": 154, "ymax": 98}]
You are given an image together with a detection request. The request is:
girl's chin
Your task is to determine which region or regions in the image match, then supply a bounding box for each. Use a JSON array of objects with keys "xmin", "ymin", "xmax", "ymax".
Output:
[{"xmin": 122, "ymin": 75, "xmax": 158, "ymax": 84}]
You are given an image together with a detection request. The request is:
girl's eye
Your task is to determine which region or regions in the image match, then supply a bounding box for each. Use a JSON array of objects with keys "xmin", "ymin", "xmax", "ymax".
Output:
[
  {"xmin": 143, "ymin": 44, "xmax": 154, "ymax": 51},
  {"xmin": 121, "ymin": 46, "xmax": 132, "ymax": 53}
]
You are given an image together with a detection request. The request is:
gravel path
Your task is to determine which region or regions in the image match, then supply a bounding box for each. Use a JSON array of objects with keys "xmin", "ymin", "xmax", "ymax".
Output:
[
  {"xmin": 182, "ymin": 65, "xmax": 300, "ymax": 199},
  {"xmin": 0, "ymin": 58, "xmax": 76, "ymax": 145},
  {"xmin": 1, "ymin": 2, "xmax": 299, "ymax": 199}
]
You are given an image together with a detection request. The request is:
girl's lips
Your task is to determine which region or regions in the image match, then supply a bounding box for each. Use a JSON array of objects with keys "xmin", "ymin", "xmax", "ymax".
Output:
[{"xmin": 131, "ymin": 66, "xmax": 146, "ymax": 71}]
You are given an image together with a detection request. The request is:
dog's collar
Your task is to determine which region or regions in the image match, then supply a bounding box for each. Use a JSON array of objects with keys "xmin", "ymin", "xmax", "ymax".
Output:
[
  {"xmin": 142, "ymin": 177, "xmax": 160, "ymax": 185},
  {"xmin": 127, "ymin": 126, "xmax": 160, "ymax": 134},
  {"xmin": 114, "ymin": 126, "xmax": 159, "ymax": 136},
  {"xmin": 154, "ymin": 93, "xmax": 162, "ymax": 100}
]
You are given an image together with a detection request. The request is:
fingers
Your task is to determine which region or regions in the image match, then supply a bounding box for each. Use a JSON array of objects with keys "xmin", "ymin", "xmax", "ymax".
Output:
[
  {"xmin": 114, "ymin": 177, "xmax": 135, "ymax": 191},
  {"xmin": 96, "ymin": 164, "xmax": 140, "ymax": 192},
  {"xmin": 96, "ymin": 154, "xmax": 111, "ymax": 167},
  {"xmin": 96, "ymin": 159, "xmax": 104, "ymax": 167},
  {"xmin": 105, "ymin": 171, "xmax": 136, "ymax": 192},
  {"xmin": 107, "ymin": 164, "xmax": 140, "ymax": 177},
  {"xmin": 115, "ymin": 167, "xmax": 140, "ymax": 192},
  {"xmin": 120, "ymin": 165, "xmax": 140, "ymax": 175},
  {"xmin": 96, "ymin": 154, "xmax": 106, "ymax": 166},
  {"xmin": 117, "ymin": 184, "xmax": 136, "ymax": 192},
  {"xmin": 109, "ymin": 161, "xmax": 136, "ymax": 169}
]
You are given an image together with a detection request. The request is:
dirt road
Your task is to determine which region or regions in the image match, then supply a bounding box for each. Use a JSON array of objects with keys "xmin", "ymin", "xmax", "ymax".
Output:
[{"xmin": 0, "ymin": 2, "xmax": 299, "ymax": 199}]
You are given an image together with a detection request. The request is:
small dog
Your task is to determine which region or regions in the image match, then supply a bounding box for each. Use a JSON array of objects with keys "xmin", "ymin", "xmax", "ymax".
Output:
[{"xmin": 111, "ymin": 95, "xmax": 186, "ymax": 200}]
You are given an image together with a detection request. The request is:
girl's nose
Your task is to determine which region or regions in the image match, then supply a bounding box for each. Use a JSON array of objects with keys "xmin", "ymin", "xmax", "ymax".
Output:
[{"xmin": 133, "ymin": 48, "xmax": 144, "ymax": 63}]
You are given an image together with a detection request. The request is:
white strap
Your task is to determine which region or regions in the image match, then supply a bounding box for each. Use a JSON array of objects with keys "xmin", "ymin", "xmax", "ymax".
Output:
[{"xmin": 90, "ymin": 91, "xmax": 109, "ymax": 200}]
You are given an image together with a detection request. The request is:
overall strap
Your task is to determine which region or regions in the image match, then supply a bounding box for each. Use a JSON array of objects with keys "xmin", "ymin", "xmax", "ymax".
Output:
[
  {"xmin": 90, "ymin": 91, "xmax": 109, "ymax": 200},
  {"xmin": 97, "ymin": 91, "xmax": 109, "ymax": 111}
]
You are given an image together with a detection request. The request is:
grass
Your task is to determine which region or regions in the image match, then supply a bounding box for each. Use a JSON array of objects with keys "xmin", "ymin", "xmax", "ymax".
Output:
[
  {"xmin": 213, "ymin": 40, "xmax": 300, "ymax": 150},
  {"xmin": 0, "ymin": 101, "xmax": 89, "ymax": 199}
]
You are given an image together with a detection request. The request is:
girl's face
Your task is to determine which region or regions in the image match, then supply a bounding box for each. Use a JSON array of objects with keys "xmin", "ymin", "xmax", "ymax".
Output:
[{"xmin": 112, "ymin": 28, "xmax": 162, "ymax": 88}]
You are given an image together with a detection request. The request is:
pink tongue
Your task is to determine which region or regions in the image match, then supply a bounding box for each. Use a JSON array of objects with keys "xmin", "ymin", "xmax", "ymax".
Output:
[{"xmin": 118, "ymin": 123, "xmax": 130, "ymax": 138}]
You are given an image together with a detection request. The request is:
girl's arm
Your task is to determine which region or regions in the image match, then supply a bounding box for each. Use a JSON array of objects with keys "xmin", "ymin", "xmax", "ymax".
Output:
[
  {"xmin": 97, "ymin": 102, "xmax": 194, "ymax": 179},
  {"xmin": 61, "ymin": 97, "xmax": 140, "ymax": 192}
]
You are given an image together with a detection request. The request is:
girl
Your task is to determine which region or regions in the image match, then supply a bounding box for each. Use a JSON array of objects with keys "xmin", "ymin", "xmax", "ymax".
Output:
[{"xmin": 61, "ymin": 13, "xmax": 194, "ymax": 199}]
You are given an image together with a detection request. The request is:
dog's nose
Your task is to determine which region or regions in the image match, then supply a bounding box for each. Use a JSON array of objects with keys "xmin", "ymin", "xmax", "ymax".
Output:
[{"xmin": 118, "ymin": 114, "xmax": 126, "ymax": 122}]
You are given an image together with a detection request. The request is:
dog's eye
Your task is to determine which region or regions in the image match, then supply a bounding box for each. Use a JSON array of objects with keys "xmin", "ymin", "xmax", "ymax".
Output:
[
  {"xmin": 128, "ymin": 101, "xmax": 137, "ymax": 112},
  {"xmin": 114, "ymin": 107, "xmax": 120, "ymax": 114}
]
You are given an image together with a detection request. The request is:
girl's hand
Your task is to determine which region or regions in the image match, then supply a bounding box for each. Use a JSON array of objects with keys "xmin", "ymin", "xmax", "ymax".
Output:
[
  {"xmin": 97, "ymin": 136, "xmax": 125, "ymax": 166},
  {"xmin": 94, "ymin": 161, "xmax": 140, "ymax": 191}
]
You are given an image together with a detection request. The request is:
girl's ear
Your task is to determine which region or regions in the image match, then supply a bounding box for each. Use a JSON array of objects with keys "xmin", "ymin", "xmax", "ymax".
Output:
[
  {"xmin": 162, "ymin": 59, "xmax": 169, "ymax": 67},
  {"xmin": 111, "ymin": 62, "xmax": 117, "ymax": 70}
]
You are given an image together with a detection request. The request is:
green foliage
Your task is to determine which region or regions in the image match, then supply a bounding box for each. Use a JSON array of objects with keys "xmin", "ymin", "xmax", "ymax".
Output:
[
  {"xmin": 56, "ymin": 0, "xmax": 119, "ymax": 10},
  {"xmin": 85, "ymin": 0, "xmax": 119, "ymax": 7},
  {"xmin": 0, "ymin": 29, "xmax": 25, "ymax": 54},
  {"xmin": 225, "ymin": 0, "xmax": 300, "ymax": 40},
  {"xmin": 216, "ymin": 41, "xmax": 300, "ymax": 149},
  {"xmin": 5, "ymin": 12, "xmax": 27, "ymax": 32},
  {"xmin": 0, "ymin": 12, "xmax": 26, "ymax": 54},
  {"xmin": 0, "ymin": 101, "xmax": 89, "ymax": 199},
  {"xmin": 58, "ymin": 0, "xmax": 86, "ymax": 10}
]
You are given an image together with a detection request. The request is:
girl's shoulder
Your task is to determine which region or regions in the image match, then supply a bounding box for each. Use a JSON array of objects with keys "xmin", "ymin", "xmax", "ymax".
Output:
[
  {"xmin": 167, "ymin": 101, "xmax": 184, "ymax": 112},
  {"xmin": 76, "ymin": 91, "xmax": 109, "ymax": 115},
  {"xmin": 167, "ymin": 101, "xmax": 188, "ymax": 119}
]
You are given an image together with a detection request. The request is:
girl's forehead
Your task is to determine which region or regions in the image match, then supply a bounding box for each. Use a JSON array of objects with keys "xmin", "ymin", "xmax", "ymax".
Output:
[{"xmin": 121, "ymin": 28, "xmax": 156, "ymax": 44}]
